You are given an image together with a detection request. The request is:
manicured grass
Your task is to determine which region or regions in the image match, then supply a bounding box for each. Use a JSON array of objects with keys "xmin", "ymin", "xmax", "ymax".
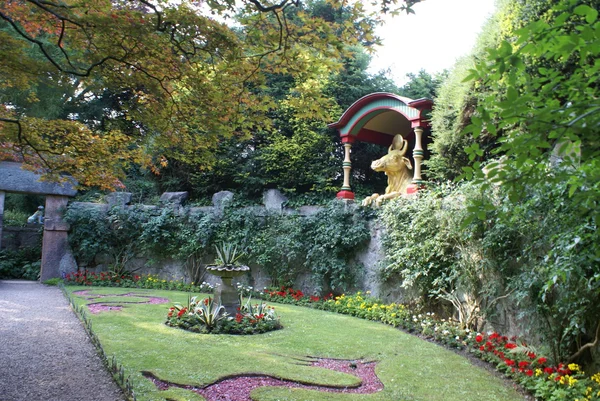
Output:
[{"xmin": 67, "ymin": 286, "xmax": 525, "ymax": 401}]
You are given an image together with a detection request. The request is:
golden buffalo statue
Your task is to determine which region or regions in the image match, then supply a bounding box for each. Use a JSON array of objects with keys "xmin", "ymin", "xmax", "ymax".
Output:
[{"xmin": 362, "ymin": 134, "xmax": 413, "ymax": 207}]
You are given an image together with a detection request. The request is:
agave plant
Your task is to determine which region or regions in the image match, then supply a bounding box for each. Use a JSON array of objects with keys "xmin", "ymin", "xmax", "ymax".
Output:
[
  {"xmin": 214, "ymin": 242, "xmax": 244, "ymax": 267},
  {"xmin": 189, "ymin": 296, "xmax": 227, "ymax": 329}
]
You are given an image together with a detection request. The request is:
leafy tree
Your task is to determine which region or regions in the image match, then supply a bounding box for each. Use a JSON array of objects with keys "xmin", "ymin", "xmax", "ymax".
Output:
[
  {"xmin": 426, "ymin": 12, "xmax": 503, "ymax": 182},
  {"xmin": 399, "ymin": 69, "xmax": 447, "ymax": 100},
  {"xmin": 0, "ymin": 0, "xmax": 421, "ymax": 189},
  {"xmin": 461, "ymin": 0, "xmax": 600, "ymax": 363}
]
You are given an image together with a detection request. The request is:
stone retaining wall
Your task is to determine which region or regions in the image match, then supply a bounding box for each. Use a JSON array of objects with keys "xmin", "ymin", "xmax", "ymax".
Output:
[
  {"xmin": 1, "ymin": 226, "xmax": 42, "ymax": 251},
  {"xmin": 68, "ymin": 189, "xmax": 390, "ymax": 299}
]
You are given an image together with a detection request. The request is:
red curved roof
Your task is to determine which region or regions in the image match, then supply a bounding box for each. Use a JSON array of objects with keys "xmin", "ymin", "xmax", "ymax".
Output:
[{"xmin": 328, "ymin": 92, "xmax": 432, "ymax": 129}]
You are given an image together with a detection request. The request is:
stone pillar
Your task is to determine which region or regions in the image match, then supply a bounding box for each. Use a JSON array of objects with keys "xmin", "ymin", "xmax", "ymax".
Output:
[
  {"xmin": 337, "ymin": 137, "xmax": 355, "ymax": 200},
  {"xmin": 0, "ymin": 191, "xmax": 5, "ymax": 250},
  {"xmin": 412, "ymin": 127, "xmax": 425, "ymax": 185},
  {"xmin": 40, "ymin": 195, "xmax": 71, "ymax": 281}
]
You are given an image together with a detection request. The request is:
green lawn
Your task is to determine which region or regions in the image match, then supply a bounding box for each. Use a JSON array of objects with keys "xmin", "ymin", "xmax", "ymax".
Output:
[{"xmin": 67, "ymin": 287, "xmax": 525, "ymax": 401}]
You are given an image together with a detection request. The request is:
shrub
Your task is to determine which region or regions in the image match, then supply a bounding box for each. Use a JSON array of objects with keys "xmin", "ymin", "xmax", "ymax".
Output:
[{"xmin": 0, "ymin": 247, "xmax": 41, "ymax": 280}]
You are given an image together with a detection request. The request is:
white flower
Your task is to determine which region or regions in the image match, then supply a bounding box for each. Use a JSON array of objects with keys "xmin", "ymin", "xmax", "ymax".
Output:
[{"xmin": 443, "ymin": 330, "xmax": 449, "ymax": 335}]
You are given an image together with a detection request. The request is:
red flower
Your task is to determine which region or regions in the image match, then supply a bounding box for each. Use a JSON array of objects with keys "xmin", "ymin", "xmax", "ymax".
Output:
[
  {"xmin": 537, "ymin": 357, "xmax": 547, "ymax": 365},
  {"xmin": 489, "ymin": 332, "xmax": 500, "ymax": 340},
  {"xmin": 544, "ymin": 367, "xmax": 554, "ymax": 375},
  {"xmin": 525, "ymin": 369, "xmax": 534, "ymax": 377},
  {"xmin": 518, "ymin": 361, "xmax": 529, "ymax": 369},
  {"xmin": 505, "ymin": 343, "xmax": 517, "ymax": 349},
  {"xmin": 475, "ymin": 335, "xmax": 484, "ymax": 343},
  {"xmin": 479, "ymin": 346, "xmax": 485, "ymax": 351},
  {"xmin": 504, "ymin": 359, "xmax": 515, "ymax": 367},
  {"xmin": 527, "ymin": 352, "xmax": 536, "ymax": 360},
  {"xmin": 310, "ymin": 296, "xmax": 320, "ymax": 302},
  {"xmin": 235, "ymin": 313, "xmax": 243, "ymax": 323},
  {"xmin": 177, "ymin": 307, "xmax": 187, "ymax": 318}
]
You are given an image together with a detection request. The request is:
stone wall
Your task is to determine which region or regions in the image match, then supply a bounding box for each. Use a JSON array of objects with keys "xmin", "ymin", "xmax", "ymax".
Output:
[
  {"xmin": 67, "ymin": 189, "xmax": 392, "ymax": 298},
  {"xmin": 1, "ymin": 225, "xmax": 42, "ymax": 251}
]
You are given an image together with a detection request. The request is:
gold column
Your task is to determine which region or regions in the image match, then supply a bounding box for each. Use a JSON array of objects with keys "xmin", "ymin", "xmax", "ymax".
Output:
[{"xmin": 412, "ymin": 127, "xmax": 424, "ymax": 184}]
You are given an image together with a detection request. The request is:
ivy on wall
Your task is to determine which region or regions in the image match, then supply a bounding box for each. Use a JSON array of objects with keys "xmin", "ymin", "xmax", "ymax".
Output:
[
  {"xmin": 378, "ymin": 182, "xmax": 599, "ymax": 365},
  {"xmin": 65, "ymin": 200, "xmax": 371, "ymax": 293}
]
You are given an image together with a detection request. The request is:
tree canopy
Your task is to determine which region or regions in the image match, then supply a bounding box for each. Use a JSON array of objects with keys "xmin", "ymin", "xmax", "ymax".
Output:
[{"xmin": 0, "ymin": 0, "xmax": 421, "ymax": 189}]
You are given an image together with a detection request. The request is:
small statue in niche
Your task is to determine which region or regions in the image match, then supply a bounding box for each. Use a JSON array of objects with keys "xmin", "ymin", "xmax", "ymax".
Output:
[
  {"xmin": 27, "ymin": 206, "xmax": 44, "ymax": 224},
  {"xmin": 362, "ymin": 134, "xmax": 413, "ymax": 207}
]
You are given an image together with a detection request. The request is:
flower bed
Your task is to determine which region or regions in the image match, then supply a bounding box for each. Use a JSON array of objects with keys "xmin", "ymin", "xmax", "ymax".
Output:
[
  {"xmin": 254, "ymin": 286, "xmax": 600, "ymax": 401},
  {"xmin": 166, "ymin": 296, "xmax": 282, "ymax": 335}
]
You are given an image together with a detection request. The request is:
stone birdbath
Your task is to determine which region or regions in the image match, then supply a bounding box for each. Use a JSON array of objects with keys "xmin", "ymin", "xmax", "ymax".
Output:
[{"xmin": 206, "ymin": 244, "xmax": 249, "ymax": 315}]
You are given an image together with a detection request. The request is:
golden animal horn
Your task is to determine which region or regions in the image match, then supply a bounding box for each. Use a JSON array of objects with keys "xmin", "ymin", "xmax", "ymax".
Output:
[{"xmin": 399, "ymin": 137, "xmax": 408, "ymax": 156}]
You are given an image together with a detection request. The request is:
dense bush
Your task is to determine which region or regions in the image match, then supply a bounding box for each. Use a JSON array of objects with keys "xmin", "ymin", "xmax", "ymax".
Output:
[
  {"xmin": 0, "ymin": 247, "xmax": 41, "ymax": 280},
  {"xmin": 378, "ymin": 181, "xmax": 599, "ymax": 368}
]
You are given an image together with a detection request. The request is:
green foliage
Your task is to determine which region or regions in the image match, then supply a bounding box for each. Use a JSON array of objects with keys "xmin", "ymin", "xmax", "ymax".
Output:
[
  {"xmin": 213, "ymin": 242, "xmax": 244, "ymax": 266},
  {"xmin": 379, "ymin": 183, "xmax": 462, "ymax": 298},
  {"xmin": 426, "ymin": 13, "xmax": 503, "ymax": 181},
  {"xmin": 66, "ymin": 200, "xmax": 370, "ymax": 293},
  {"xmin": 2, "ymin": 209, "xmax": 29, "ymax": 227},
  {"xmin": 399, "ymin": 69, "xmax": 447, "ymax": 100},
  {"xmin": 378, "ymin": 180, "xmax": 599, "ymax": 365},
  {"xmin": 457, "ymin": 0, "xmax": 600, "ymax": 363},
  {"xmin": 0, "ymin": 247, "xmax": 41, "ymax": 280},
  {"xmin": 303, "ymin": 201, "xmax": 372, "ymax": 292},
  {"xmin": 166, "ymin": 295, "xmax": 281, "ymax": 335},
  {"xmin": 43, "ymin": 277, "xmax": 63, "ymax": 286}
]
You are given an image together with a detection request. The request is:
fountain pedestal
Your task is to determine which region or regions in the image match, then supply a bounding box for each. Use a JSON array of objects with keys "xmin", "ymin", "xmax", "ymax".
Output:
[{"xmin": 206, "ymin": 264, "xmax": 250, "ymax": 316}]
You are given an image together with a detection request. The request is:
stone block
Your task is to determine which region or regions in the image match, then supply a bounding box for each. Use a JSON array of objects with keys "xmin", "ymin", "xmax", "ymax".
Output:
[
  {"xmin": 105, "ymin": 192, "xmax": 132, "ymax": 208},
  {"xmin": 0, "ymin": 162, "xmax": 77, "ymax": 196},
  {"xmin": 263, "ymin": 189, "xmax": 288, "ymax": 211},
  {"xmin": 212, "ymin": 191, "xmax": 234, "ymax": 209},
  {"xmin": 159, "ymin": 191, "xmax": 189, "ymax": 205}
]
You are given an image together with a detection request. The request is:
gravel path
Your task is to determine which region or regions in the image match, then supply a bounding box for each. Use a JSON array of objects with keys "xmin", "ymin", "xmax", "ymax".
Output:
[{"xmin": 0, "ymin": 280, "xmax": 126, "ymax": 401}]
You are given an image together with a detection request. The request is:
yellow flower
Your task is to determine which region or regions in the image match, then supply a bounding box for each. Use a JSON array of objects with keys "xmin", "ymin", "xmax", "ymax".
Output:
[
  {"xmin": 568, "ymin": 363, "xmax": 580, "ymax": 372},
  {"xmin": 591, "ymin": 373, "xmax": 600, "ymax": 384},
  {"xmin": 535, "ymin": 369, "xmax": 543, "ymax": 377}
]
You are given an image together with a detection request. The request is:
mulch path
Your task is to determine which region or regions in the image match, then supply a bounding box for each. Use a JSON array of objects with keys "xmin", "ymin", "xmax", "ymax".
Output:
[
  {"xmin": 73, "ymin": 289, "xmax": 169, "ymax": 314},
  {"xmin": 144, "ymin": 358, "xmax": 383, "ymax": 401}
]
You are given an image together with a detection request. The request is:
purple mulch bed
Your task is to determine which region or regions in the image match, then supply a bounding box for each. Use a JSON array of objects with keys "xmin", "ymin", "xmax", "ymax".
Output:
[
  {"xmin": 144, "ymin": 358, "xmax": 384, "ymax": 400},
  {"xmin": 72, "ymin": 290, "xmax": 169, "ymax": 314}
]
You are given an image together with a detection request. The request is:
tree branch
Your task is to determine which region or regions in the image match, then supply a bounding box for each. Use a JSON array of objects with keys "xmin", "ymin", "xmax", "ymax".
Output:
[{"xmin": 568, "ymin": 321, "xmax": 600, "ymax": 363}]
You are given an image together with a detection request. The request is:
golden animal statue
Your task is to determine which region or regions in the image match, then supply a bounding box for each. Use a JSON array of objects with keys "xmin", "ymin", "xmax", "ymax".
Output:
[{"xmin": 362, "ymin": 134, "xmax": 413, "ymax": 207}]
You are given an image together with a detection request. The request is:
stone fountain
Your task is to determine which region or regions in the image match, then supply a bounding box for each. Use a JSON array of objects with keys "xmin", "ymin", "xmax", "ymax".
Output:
[{"xmin": 206, "ymin": 264, "xmax": 249, "ymax": 315}]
